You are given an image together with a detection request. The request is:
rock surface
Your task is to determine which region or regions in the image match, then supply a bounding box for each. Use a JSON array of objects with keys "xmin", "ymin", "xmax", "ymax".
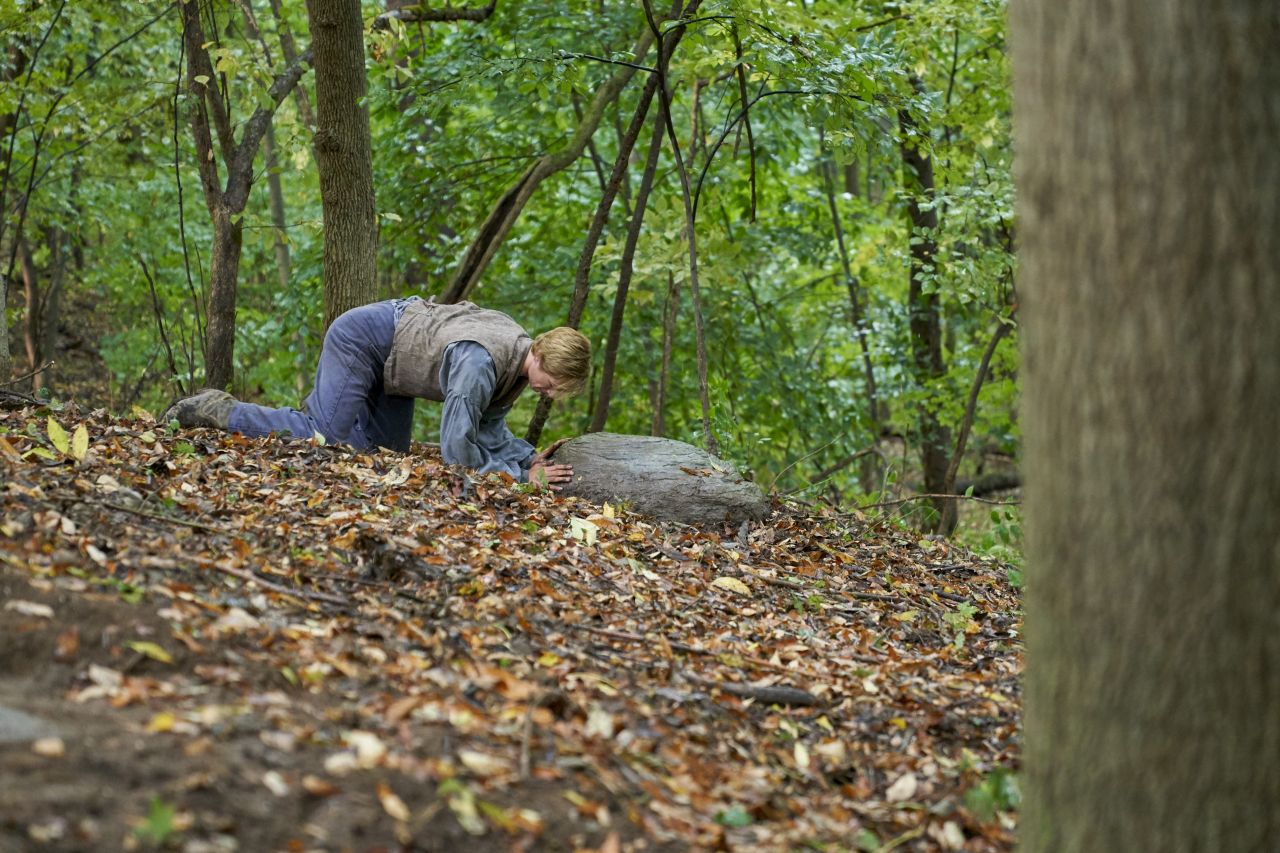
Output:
[
  {"xmin": 550, "ymin": 433, "xmax": 770, "ymax": 525},
  {"xmin": 0, "ymin": 704, "xmax": 56, "ymax": 744}
]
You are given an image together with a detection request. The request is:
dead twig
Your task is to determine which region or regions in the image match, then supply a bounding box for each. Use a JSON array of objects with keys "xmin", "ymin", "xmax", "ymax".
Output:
[
  {"xmin": 98, "ymin": 500, "xmax": 230, "ymax": 533},
  {"xmin": 682, "ymin": 671, "xmax": 824, "ymax": 707},
  {"xmin": 190, "ymin": 555, "xmax": 351, "ymax": 608},
  {"xmin": 2, "ymin": 360, "xmax": 54, "ymax": 389}
]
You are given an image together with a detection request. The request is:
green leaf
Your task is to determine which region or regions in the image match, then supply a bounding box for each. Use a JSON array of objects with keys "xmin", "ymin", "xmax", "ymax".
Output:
[
  {"xmin": 47, "ymin": 416, "xmax": 69, "ymax": 455},
  {"xmin": 714, "ymin": 804, "xmax": 753, "ymax": 828}
]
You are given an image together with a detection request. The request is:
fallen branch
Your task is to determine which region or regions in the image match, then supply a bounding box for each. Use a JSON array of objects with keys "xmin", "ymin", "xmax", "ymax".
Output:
[
  {"xmin": 99, "ymin": 500, "xmax": 230, "ymax": 533},
  {"xmin": 373, "ymin": 0, "xmax": 497, "ymax": 28},
  {"xmin": 2, "ymin": 360, "xmax": 54, "ymax": 389},
  {"xmin": 1, "ymin": 388, "xmax": 46, "ymax": 408},
  {"xmin": 191, "ymin": 555, "xmax": 351, "ymax": 608},
  {"xmin": 860, "ymin": 492, "xmax": 1020, "ymax": 510},
  {"xmin": 682, "ymin": 672, "xmax": 823, "ymax": 707}
]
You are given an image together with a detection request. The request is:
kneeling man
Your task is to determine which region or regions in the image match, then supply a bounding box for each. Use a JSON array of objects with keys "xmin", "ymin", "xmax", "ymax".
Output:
[{"xmin": 164, "ymin": 298, "xmax": 588, "ymax": 487}]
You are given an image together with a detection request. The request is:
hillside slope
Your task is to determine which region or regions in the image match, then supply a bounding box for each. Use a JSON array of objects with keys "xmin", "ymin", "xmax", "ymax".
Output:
[{"xmin": 1, "ymin": 404, "xmax": 1021, "ymax": 851}]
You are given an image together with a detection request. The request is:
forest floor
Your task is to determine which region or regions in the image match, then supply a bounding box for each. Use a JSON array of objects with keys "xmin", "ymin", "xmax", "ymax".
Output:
[{"xmin": 0, "ymin": 403, "xmax": 1022, "ymax": 852}]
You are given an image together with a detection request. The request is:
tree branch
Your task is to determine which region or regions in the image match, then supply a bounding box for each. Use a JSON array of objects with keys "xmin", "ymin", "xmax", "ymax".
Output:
[
  {"xmin": 373, "ymin": 0, "xmax": 498, "ymax": 27},
  {"xmin": 224, "ymin": 48, "xmax": 314, "ymax": 211}
]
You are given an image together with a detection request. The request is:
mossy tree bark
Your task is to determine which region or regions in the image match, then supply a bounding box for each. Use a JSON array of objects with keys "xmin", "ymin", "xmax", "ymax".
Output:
[
  {"xmin": 306, "ymin": 0, "xmax": 378, "ymax": 332},
  {"xmin": 1012, "ymin": 1, "xmax": 1280, "ymax": 850}
]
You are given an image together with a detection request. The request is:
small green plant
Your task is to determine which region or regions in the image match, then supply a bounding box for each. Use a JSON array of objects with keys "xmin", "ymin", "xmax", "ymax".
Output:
[
  {"xmin": 943, "ymin": 601, "xmax": 979, "ymax": 650},
  {"xmin": 714, "ymin": 804, "xmax": 753, "ymax": 828},
  {"xmin": 133, "ymin": 796, "xmax": 178, "ymax": 847},
  {"xmin": 964, "ymin": 768, "xmax": 1020, "ymax": 822},
  {"xmin": 790, "ymin": 593, "xmax": 824, "ymax": 614},
  {"xmin": 172, "ymin": 440, "xmax": 197, "ymax": 458}
]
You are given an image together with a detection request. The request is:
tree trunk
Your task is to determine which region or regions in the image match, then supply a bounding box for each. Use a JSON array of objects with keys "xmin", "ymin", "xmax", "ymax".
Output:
[
  {"xmin": 182, "ymin": 0, "xmax": 312, "ymax": 389},
  {"xmin": 307, "ymin": 0, "xmax": 378, "ymax": 331},
  {"xmin": 19, "ymin": 238, "xmax": 38, "ymax": 379},
  {"xmin": 203, "ymin": 207, "xmax": 244, "ymax": 391},
  {"xmin": 898, "ymin": 99, "xmax": 952, "ymax": 532},
  {"xmin": 1012, "ymin": 2, "xmax": 1280, "ymax": 851},
  {"xmin": 590, "ymin": 114, "xmax": 666, "ymax": 433},
  {"xmin": 0, "ymin": 274, "xmax": 9, "ymax": 383},
  {"xmin": 651, "ymin": 269, "xmax": 679, "ymax": 437},
  {"xmin": 37, "ymin": 226, "xmax": 62, "ymax": 392},
  {"xmin": 644, "ymin": 0, "xmax": 715, "ymax": 455},
  {"xmin": 551, "ymin": 432, "xmax": 769, "ymax": 526}
]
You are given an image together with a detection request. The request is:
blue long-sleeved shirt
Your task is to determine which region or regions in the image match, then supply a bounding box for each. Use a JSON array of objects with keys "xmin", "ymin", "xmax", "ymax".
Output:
[{"xmin": 437, "ymin": 341, "xmax": 535, "ymax": 481}]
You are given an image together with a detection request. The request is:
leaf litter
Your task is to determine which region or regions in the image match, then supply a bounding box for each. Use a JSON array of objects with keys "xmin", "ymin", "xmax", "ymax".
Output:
[{"xmin": 0, "ymin": 404, "xmax": 1021, "ymax": 850}]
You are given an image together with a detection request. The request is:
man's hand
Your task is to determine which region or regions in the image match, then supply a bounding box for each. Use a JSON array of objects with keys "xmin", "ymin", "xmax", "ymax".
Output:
[
  {"xmin": 528, "ymin": 460, "xmax": 573, "ymax": 490},
  {"xmin": 530, "ymin": 437, "xmax": 570, "ymax": 466}
]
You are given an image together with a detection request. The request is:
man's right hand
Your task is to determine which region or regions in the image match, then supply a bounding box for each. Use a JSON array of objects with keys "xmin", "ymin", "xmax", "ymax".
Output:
[{"xmin": 528, "ymin": 460, "xmax": 574, "ymax": 490}]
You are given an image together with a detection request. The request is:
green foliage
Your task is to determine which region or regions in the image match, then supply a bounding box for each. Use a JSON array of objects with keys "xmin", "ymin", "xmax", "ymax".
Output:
[{"xmin": 3, "ymin": 0, "xmax": 1018, "ymax": 518}]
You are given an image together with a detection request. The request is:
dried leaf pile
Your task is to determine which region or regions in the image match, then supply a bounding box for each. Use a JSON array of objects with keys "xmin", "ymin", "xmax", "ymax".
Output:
[{"xmin": 0, "ymin": 405, "xmax": 1022, "ymax": 851}]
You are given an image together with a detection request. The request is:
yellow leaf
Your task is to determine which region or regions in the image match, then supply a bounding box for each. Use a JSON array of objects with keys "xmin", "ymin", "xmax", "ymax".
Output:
[
  {"xmin": 130, "ymin": 404, "xmax": 154, "ymax": 421},
  {"xmin": 126, "ymin": 640, "xmax": 173, "ymax": 663},
  {"xmin": 892, "ymin": 609, "xmax": 919, "ymax": 623},
  {"xmin": 602, "ymin": 502, "xmax": 616, "ymax": 519},
  {"xmin": 71, "ymin": 424, "xmax": 88, "ymax": 462},
  {"xmin": 47, "ymin": 416, "xmax": 69, "ymax": 455},
  {"xmin": 146, "ymin": 712, "xmax": 177, "ymax": 733},
  {"xmin": 536, "ymin": 651, "xmax": 561, "ymax": 667},
  {"xmin": 711, "ymin": 576, "xmax": 751, "ymax": 596}
]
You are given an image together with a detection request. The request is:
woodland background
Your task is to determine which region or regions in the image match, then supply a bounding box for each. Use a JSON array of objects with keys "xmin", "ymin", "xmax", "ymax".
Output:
[
  {"xmin": 2, "ymin": 2, "xmax": 1277, "ymax": 851},
  {"xmin": 0, "ymin": 0, "xmax": 1018, "ymax": 538}
]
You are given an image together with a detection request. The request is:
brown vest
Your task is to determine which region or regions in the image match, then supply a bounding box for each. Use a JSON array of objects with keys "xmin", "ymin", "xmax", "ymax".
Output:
[{"xmin": 383, "ymin": 301, "xmax": 532, "ymax": 408}]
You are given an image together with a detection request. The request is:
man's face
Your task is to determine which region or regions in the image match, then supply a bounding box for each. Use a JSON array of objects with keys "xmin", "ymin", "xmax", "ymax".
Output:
[{"xmin": 526, "ymin": 355, "xmax": 558, "ymax": 396}]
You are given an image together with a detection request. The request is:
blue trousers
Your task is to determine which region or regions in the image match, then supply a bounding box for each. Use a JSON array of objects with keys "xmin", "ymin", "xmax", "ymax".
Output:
[{"xmin": 227, "ymin": 300, "xmax": 416, "ymax": 451}]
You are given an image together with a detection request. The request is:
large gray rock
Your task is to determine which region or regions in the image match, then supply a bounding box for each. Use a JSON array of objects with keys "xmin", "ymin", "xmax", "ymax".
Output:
[
  {"xmin": 550, "ymin": 433, "xmax": 770, "ymax": 526},
  {"xmin": 0, "ymin": 704, "xmax": 56, "ymax": 743}
]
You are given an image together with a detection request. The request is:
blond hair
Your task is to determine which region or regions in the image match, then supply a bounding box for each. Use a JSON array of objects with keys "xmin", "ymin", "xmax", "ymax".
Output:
[{"xmin": 531, "ymin": 327, "xmax": 591, "ymax": 399}]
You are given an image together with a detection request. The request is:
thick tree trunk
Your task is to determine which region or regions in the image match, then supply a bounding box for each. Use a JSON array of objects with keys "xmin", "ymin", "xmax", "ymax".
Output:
[
  {"xmin": 307, "ymin": 0, "xmax": 378, "ymax": 331},
  {"xmin": 898, "ymin": 101, "xmax": 952, "ymax": 532},
  {"xmin": 1012, "ymin": 2, "xmax": 1280, "ymax": 851},
  {"xmin": 551, "ymin": 433, "xmax": 769, "ymax": 526},
  {"xmin": 203, "ymin": 207, "xmax": 244, "ymax": 390}
]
